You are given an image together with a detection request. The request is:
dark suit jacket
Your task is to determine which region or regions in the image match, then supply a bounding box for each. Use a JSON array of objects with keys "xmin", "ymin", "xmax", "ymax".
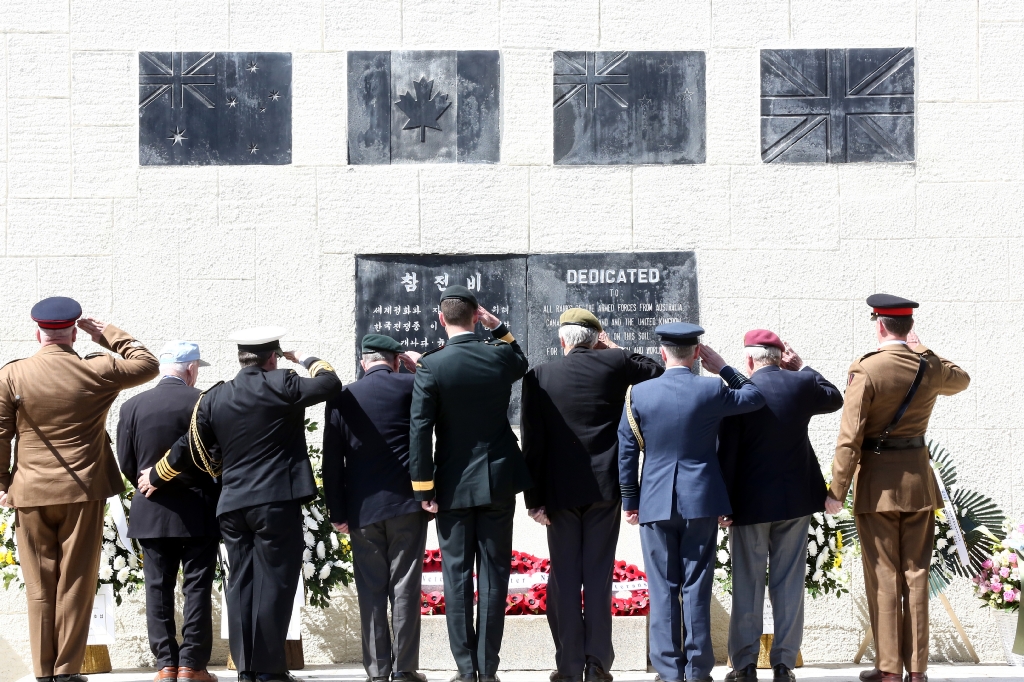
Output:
[
  {"xmin": 409, "ymin": 331, "xmax": 531, "ymax": 511},
  {"xmin": 618, "ymin": 366, "xmax": 765, "ymax": 523},
  {"xmin": 117, "ymin": 377, "xmax": 220, "ymax": 538},
  {"xmin": 322, "ymin": 365, "xmax": 422, "ymax": 529},
  {"xmin": 521, "ymin": 347, "xmax": 663, "ymax": 512},
  {"xmin": 150, "ymin": 357, "xmax": 342, "ymax": 516},
  {"xmin": 718, "ymin": 365, "xmax": 844, "ymax": 526}
]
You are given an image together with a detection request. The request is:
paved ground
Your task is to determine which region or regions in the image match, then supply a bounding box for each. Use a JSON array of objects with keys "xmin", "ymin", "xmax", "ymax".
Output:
[{"xmin": 23, "ymin": 665, "xmax": 1024, "ymax": 682}]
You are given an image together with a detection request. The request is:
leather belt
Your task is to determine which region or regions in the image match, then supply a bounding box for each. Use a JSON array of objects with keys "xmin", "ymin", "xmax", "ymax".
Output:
[{"xmin": 862, "ymin": 436, "xmax": 926, "ymax": 451}]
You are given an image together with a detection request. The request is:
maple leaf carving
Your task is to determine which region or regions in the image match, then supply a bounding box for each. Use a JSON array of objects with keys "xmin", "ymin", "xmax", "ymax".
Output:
[{"xmin": 395, "ymin": 77, "xmax": 452, "ymax": 143}]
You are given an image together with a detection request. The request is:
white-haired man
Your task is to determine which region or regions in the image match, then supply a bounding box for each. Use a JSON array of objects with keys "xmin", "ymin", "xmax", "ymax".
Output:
[
  {"xmin": 718, "ymin": 330, "xmax": 843, "ymax": 682},
  {"xmin": 117, "ymin": 342, "xmax": 219, "ymax": 682},
  {"xmin": 522, "ymin": 308, "xmax": 663, "ymax": 682}
]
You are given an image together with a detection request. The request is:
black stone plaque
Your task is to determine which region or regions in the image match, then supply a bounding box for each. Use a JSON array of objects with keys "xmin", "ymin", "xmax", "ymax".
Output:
[
  {"xmin": 348, "ymin": 51, "xmax": 501, "ymax": 164},
  {"xmin": 553, "ymin": 51, "xmax": 706, "ymax": 165},
  {"xmin": 139, "ymin": 52, "xmax": 291, "ymax": 165},
  {"xmin": 760, "ymin": 48, "xmax": 914, "ymax": 163},
  {"xmin": 526, "ymin": 252, "xmax": 699, "ymax": 370},
  {"xmin": 355, "ymin": 254, "xmax": 527, "ymax": 420}
]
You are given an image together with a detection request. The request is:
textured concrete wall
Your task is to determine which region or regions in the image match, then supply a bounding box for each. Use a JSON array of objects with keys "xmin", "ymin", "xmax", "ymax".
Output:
[{"xmin": 0, "ymin": 0, "xmax": 1018, "ymax": 674}]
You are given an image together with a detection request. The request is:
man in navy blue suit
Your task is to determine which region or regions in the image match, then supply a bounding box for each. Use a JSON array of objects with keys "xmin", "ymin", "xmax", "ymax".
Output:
[
  {"xmin": 323, "ymin": 334, "xmax": 429, "ymax": 682},
  {"xmin": 717, "ymin": 330, "xmax": 843, "ymax": 682},
  {"xmin": 618, "ymin": 323, "xmax": 765, "ymax": 682}
]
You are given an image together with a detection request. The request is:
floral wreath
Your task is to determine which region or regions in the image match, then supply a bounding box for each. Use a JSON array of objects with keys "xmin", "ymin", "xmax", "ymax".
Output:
[{"xmin": 420, "ymin": 550, "xmax": 649, "ymax": 616}]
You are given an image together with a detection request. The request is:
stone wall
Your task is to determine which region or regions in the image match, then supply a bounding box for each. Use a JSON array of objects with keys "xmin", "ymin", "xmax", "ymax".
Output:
[{"xmin": 0, "ymin": 0, "xmax": 1019, "ymax": 676}]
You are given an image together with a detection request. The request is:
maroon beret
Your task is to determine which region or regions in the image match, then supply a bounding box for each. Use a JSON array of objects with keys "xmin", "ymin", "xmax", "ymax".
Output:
[{"xmin": 744, "ymin": 329, "xmax": 784, "ymax": 351}]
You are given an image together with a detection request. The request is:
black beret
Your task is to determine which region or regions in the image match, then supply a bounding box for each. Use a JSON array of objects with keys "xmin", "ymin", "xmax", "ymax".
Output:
[
  {"xmin": 31, "ymin": 296, "xmax": 82, "ymax": 329},
  {"xmin": 867, "ymin": 294, "xmax": 919, "ymax": 316},
  {"xmin": 361, "ymin": 333, "xmax": 403, "ymax": 354},
  {"xmin": 440, "ymin": 285, "xmax": 478, "ymax": 307}
]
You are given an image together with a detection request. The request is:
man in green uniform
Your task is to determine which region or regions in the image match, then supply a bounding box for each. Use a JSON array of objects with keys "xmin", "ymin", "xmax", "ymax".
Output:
[{"xmin": 409, "ymin": 285, "xmax": 531, "ymax": 682}]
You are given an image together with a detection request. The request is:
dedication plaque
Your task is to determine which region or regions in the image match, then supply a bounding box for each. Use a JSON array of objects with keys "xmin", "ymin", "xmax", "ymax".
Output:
[
  {"xmin": 526, "ymin": 252, "xmax": 698, "ymax": 370},
  {"xmin": 354, "ymin": 254, "xmax": 528, "ymax": 420}
]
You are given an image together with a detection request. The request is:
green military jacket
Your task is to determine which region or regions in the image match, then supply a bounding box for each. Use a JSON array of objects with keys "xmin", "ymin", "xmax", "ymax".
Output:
[{"xmin": 409, "ymin": 327, "xmax": 531, "ymax": 510}]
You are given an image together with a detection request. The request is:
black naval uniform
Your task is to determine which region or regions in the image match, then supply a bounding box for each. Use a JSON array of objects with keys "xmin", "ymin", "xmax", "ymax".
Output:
[
  {"xmin": 150, "ymin": 357, "xmax": 341, "ymax": 676},
  {"xmin": 409, "ymin": 326, "xmax": 531, "ymax": 679},
  {"xmin": 118, "ymin": 376, "xmax": 221, "ymax": 672}
]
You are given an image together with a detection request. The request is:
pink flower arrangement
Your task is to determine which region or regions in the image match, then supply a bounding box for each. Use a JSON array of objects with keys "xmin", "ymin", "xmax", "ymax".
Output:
[{"xmin": 974, "ymin": 521, "xmax": 1024, "ymax": 612}]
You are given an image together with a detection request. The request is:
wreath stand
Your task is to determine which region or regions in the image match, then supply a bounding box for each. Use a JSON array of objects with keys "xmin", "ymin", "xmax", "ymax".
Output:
[{"xmin": 853, "ymin": 593, "xmax": 979, "ymax": 664}]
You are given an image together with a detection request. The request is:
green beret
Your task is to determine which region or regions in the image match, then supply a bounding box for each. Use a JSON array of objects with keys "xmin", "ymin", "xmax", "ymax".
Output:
[
  {"xmin": 559, "ymin": 307, "xmax": 602, "ymax": 332},
  {"xmin": 440, "ymin": 284, "xmax": 478, "ymax": 307},
  {"xmin": 361, "ymin": 333, "xmax": 403, "ymax": 354}
]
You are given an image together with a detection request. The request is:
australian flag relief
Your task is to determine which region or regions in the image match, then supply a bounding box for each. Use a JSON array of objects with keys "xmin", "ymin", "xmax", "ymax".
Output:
[{"xmin": 138, "ymin": 52, "xmax": 292, "ymax": 166}]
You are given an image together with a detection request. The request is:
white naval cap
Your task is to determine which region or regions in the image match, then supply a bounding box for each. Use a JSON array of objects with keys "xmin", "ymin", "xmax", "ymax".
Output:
[{"xmin": 229, "ymin": 326, "xmax": 288, "ymax": 353}]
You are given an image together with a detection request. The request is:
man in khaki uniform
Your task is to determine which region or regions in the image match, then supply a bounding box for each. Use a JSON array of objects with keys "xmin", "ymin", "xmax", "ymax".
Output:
[
  {"xmin": 0, "ymin": 297, "xmax": 159, "ymax": 682},
  {"xmin": 826, "ymin": 295, "xmax": 970, "ymax": 682}
]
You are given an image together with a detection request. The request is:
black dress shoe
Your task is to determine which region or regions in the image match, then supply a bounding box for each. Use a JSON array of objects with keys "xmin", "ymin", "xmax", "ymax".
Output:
[
  {"xmin": 37, "ymin": 677, "xmax": 54, "ymax": 682},
  {"xmin": 450, "ymin": 674, "xmax": 475, "ymax": 682},
  {"xmin": 478, "ymin": 676, "xmax": 500, "ymax": 682},
  {"xmin": 257, "ymin": 674, "xmax": 300, "ymax": 682},
  {"xmin": 772, "ymin": 665, "xmax": 795, "ymax": 682},
  {"xmin": 584, "ymin": 666, "xmax": 611, "ymax": 682},
  {"xmin": 393, "ymin": 674, "xmax": 426, "ymax": 682},
  {"xmin": 368, "ymin": 677, "xmax": 389, "ymax": 682},
  {"xmin": 689, "ymin": 678, "xmax": 714, "ymax": 682},
  {"xmin": 551, "ymin": 673, "xmax": 583, "ymax": 682},
  {"xmin": 54, "ymin": 676, "xmax": 88, "ymax": 682},
  {"xmin": 727, "ymin": 665, "xmax": 757, "ymax": 682}
]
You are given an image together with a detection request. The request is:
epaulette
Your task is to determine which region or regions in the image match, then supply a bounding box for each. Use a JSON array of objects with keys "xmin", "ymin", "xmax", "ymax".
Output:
[
  {"xmin": 84, "ymin": 352, "xmax": 107, "ymax": 360},
  {"xmin": 0, "ymin": 358, "xmax": 24, "ymax": 370},
  {"xmin": 420, "ymin": 345, "xmax": 445, "ymax": 358},
  {"xmin": 200, "ymin": 380, "xmax": 225, "ymax": 396},
  {"xmin": 858, "ymin": 350, "xmax": 882, "ymax": 362}
]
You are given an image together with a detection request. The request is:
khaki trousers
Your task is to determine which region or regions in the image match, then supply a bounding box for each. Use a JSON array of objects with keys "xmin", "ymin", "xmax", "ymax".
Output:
[
  {"xmin": 856, "ymin": 510, "xmax": 934, "ymax": 674},
  {"xmin": 16, "ymin": 501, "xmax": 105, "ymax": 677}
]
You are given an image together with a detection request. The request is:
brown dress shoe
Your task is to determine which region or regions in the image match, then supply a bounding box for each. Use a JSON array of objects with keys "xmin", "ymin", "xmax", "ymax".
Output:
[
  {"xmin": 178, "ymin": 669, "xmax": 218, "ymax": 682},
  {"xmin": 155, "ymin": 668, "xmax": 178, "ymax": 682},
  {"xmin": 858, "ymin": 670, "xmax": 901, "ymax": 682}
]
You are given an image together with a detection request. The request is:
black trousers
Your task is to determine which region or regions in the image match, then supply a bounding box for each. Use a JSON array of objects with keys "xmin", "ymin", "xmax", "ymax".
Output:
[
  {"xmin": 139, "ymin": 537, "xmax": 219, "ymax": 670},
  {"xmin": 546, "ymin": 500, "xmax": 621, "ymax": 675},
  {"xmin": 350, "ymin": 511, "xmax": 429, "ymax": 678},
  {"xmin": 219, "ymin": 501, "xmax": 303, "ymax": 674},
  {"xmin": 435, "ymin": 496, "xmax": 516, "ymax": 676}
]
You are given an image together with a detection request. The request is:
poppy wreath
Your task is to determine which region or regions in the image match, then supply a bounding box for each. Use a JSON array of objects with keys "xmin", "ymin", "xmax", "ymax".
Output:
[{"xmin": 421, "ymin": 549, "xmax": 648, "ymax": 616}]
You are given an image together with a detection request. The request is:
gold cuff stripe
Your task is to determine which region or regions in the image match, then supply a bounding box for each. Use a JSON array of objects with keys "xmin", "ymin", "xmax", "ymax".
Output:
[
  {"xmin": 499, "ymin": 333, "xmax": 515, "ymax": 343},
  {"xmin": 309, "ymin": 360, "xmax": 335, "ymax": 377},
  {"xmin": 411, "ymin": 480, "xmax": 435, "ymax": 492},
  {"xmin": 155, "ymin": 457, "xmax": 179, "ymax": 482}
]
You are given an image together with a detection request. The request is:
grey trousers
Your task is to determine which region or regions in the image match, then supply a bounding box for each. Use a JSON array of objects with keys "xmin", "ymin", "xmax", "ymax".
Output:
[
  {"xmin": 728, "ymin": 516, "xmax": 811, "ymax": 670},
  {"xmin": 546, "ymin": 499, "xmax": 621, "ymax": 675},
  {"xmin": 350, "ymin": 511, "xmax": 430, "ymax": 678}
]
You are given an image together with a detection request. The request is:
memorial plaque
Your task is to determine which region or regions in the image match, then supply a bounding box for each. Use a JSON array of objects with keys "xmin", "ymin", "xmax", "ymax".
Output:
[
  {"xmin": 355, "ymin": 254, "xmax": 528, "ymax": 420},
  {"xmin": 553, "ymin": 51, "xmax": 706, "ymax": 165},
  {"xmin": 348, "ymin": 51, "xmax": 501, "ymax": 164},
  {"xmin": 760, "ymin": 48, "xmax": 915, "ymax": 163},
  {"xmin": 526, "ymin": 252, "xmax": 699, "ymax": 370},
  {"xmin": 139, "ymin": 52, "xmax": 292, "ymax": 165}
]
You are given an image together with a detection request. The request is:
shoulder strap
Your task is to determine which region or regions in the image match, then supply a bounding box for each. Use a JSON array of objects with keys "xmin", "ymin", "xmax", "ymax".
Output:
[
  {"xmin": 624, "ymin": 385, "xmax": 645, "ymax": 452},
  {"xmin": 880, "ymin": 355, "xmax": 928, "ymax": 438}
]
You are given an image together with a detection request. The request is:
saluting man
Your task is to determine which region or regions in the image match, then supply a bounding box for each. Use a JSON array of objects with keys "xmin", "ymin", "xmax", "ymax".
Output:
[
  {"xmin": 138, "ymin": 327, "xmax": 341, "ymax": 682},
  {"xmin": 827, "ymin": 296, "xmax": 970, "ymax": 682},
  {"xmin": 0, "ymin": 297, "xmax": 159, "ymax": 682},
  {"xmin": 409, "ymin": 285, "xmax": 531, "ymax": 682}
]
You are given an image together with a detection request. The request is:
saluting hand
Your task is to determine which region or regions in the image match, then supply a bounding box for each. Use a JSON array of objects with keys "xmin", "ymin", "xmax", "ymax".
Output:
[
  {"xmin": 624, "ymin": 510, "xmax": 639, "ymax": 526},
  {"xmin": 698, "ymin": 344, "xmax": 726, "ymax": 374},
  {"xmin": 476, "ymin": 306, "xmax": 501, "ymax": 331},
  {"xmin": 399, "ymin": 351, "xmax": 421, "ymax": 373},
  {"xmin": 594, "ymin": 332, "xmax": 619, "ymax": 350},
  {"xmin": 907, "ymin": 330, "xmax": 922, "ymax": 348},
  {"xmin": 0, "ymin": 491, "xmax": 14, "ymax": 509},
  {"xmin": 138, "ymin": 468, "xmax": 157, "ymax": 498},
  {"xmin": 780, "ymin": 342, "xmax": 803, "ymax": 371},
  {"xmin": 283, "ymin": 350, "xmax": 307, "ymax": 364},
  {"xmin": 76, "ymin": 317, "xmax": 108, "ymax": 344}
]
